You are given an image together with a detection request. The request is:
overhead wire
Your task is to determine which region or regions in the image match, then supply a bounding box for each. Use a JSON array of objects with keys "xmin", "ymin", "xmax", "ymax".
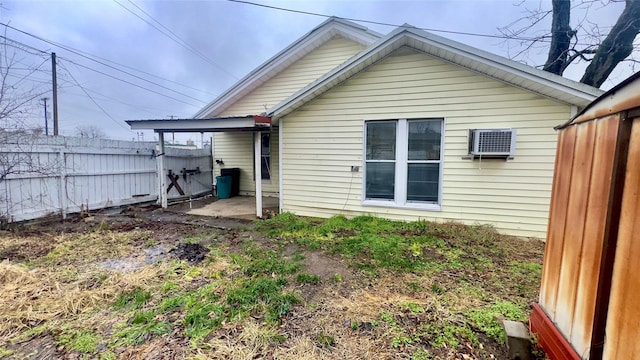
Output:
[
  {"xmin": 0, "ymin": 24, "xmax": 211, "ymax": 105},
  {"xmin": 65, "ymin": 86, "xmax": 189, "ymax": 118},
  {"xmin": 226, "ymin": 0, "xmax": 612, "ymax": 46},
  {"xmin": 7, "ymin": 57, "xmax": 49, "ymax": 87},
  {"xmin": 2, "ymin": 32, "xmax": 216, "ymax": 97},
  {"xmin": 58, "ymin": 59, "xmax": 133, "ymax": 132},
  {"xmin": 60, "ymin": 58, "xmax": 201, "ymax": 108},
  {"xmin": 113, "ymin": 0, "xmax": 239, "ymax": 81}
]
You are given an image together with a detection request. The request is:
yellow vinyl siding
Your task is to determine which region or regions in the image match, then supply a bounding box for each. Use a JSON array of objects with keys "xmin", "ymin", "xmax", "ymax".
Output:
[
  {"xmin": 222, "ymin": 37, "xmax": 365, "ymax": 116},
  {"xmin": 213, "ymin": 36, "xmax": 365, "ymax": 196},
  {"xmin": 281, "ymin": 47, "xmax": 570, "ymax": 238},
  {"xmin": 213, "ymin": 131, "xmax": 279, "ymax": 196}
]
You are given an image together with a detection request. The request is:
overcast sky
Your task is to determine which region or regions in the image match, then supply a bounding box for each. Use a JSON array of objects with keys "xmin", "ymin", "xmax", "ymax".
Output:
[{"xmin": 0, "ymin": 0, "xmax": 634, "ymax": 143}]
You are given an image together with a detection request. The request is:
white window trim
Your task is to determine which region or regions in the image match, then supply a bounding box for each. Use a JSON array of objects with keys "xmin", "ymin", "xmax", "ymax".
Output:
[{"xmin": 361, "ymin": 117, "xmax": 445, "ymax": 211}]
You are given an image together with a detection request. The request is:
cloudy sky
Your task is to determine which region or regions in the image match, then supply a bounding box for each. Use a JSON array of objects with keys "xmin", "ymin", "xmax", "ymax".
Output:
[{"xmin": 0, "ymin": 0, "xmax": 633, "ymax": 143}]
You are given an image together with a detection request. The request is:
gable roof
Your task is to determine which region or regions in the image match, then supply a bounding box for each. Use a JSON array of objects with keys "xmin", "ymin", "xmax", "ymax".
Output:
[
  {"xmin": 269, "ymin": 24, "xmax": 604, "ymax": 118},
  {"xmin": 193, "ymin": 17, "xmax": 382, "ymax": 118}
]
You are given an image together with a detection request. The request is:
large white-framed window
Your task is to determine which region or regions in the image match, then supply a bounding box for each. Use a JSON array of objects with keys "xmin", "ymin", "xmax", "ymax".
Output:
[{"xmin": 363, "ymin": 118, "xmax": 443, "ymax": 210}]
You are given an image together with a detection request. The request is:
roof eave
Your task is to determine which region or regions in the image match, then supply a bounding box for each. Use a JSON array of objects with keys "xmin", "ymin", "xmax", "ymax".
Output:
[
  {"xmin": 193, "ymin": 18, "xmax": 382, "ymax": 119},
  {"xmin": 126, "ymin": 116, "xmax": 271, "ymax": 133},
  {"xmin": 269, "ymin": 27, "xmax": 603, "ymax": 118}
]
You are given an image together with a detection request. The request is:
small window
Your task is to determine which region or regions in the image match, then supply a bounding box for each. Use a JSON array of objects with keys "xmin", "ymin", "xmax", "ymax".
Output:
[{"xmin": 261, "ymin": 133, "xmax": 271, "ymax": 180}]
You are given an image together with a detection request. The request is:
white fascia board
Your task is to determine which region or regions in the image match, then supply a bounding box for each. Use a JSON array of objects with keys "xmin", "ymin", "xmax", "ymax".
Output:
[
  {"xmin": 193, "ymin": 19, "xmax": 381, "ymax": 119},
  {"xmin": 127, "ymin": 118, "xmax": 257, "ymax": 131}
]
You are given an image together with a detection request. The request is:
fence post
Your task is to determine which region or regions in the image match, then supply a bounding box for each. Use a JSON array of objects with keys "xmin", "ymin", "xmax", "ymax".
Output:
[
  {"xmin": 58, "ymin": 150, "xmax": 67, "ymax": 219},
  {"xmin": 158, "ymin": 132, "xmax": 167, "ymax": 208}
]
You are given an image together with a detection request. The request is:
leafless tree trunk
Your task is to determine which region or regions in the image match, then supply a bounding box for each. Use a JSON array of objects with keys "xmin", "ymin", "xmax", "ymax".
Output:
[
  {"xmin": 543, "ymin": 0, "xmax": 575, "ymax": 74},
  {"xmin": 580, "ymin": 0, "xmax": 640, "ymax": 87},
  {"xmin": 500, "ymin": 0, "xmax": 640, "ymax": 88}
]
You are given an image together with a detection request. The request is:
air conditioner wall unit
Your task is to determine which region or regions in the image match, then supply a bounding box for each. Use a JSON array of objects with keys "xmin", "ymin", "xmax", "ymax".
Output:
[{"xmin": 468, "ymin": 129, "xmax": 517, "ymax": 157}]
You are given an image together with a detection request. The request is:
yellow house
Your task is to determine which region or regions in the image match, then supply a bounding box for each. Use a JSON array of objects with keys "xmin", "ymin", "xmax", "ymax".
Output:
[{"xmin": 129, "ymin": 18, "xmax": 602, "ymax": 238}]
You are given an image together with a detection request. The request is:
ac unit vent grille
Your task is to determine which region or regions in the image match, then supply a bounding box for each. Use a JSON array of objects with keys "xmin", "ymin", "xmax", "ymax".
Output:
[
  {"xmin": 468, "ymin": 129, "xmax": 516, "ymax": 156},
  {"xmin": 478, "ymin": 131, "xmax": 512, "ymax": 153}
]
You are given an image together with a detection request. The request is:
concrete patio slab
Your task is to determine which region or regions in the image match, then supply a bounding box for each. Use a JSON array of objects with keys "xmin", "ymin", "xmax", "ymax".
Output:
[{"xmin": 185, "ymin": 196, "xmax": 279, "ymax": 220}]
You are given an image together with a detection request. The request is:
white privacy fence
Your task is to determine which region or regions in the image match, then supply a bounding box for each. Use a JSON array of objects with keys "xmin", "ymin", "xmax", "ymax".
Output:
[{"xmin": 0, "ymin": 135, "xmax": 212, "ymax": 223}]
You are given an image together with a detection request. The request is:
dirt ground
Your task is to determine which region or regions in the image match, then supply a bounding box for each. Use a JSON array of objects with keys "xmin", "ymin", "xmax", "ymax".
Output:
[{"xmin": 0, "ymin": 205, "xmax": 545, "ymax": 360}]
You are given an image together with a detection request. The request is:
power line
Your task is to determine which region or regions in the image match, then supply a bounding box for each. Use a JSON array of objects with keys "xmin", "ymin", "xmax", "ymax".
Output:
[
  {"xmin": 113, "ymin": 0, "xmax": 239, "ymax": 81},
  {"xmin": 0, "ymin": 35, "xmax": 49, "ymax": 55},
  {"xmin": 8, "ymin": 57, "xmax": 49, "ymax": 88},
  {"xmin": 125, "ymin": 0, "xmax": 239, "ymax": 84},
  {"xmin": 2, "ymin": 32, "xmax": 216, "ymax": 97},
  {"xmin": 65, "ymin": 86, "xmax": 190, "ymax": 118},
  {"xmin": 226, "ymin": 0, "xmax": 609, "ymax": 45},
  {"xmin": 0, "ymin": 24, "xmax": 211, "ymax": 104},
  {"xmin": 59, "ymin": 60, "xmax": 132, "ymax": 132},
  {"xmin": 59, "ymin": 57, "xmax": 202, "ymax": 108}
]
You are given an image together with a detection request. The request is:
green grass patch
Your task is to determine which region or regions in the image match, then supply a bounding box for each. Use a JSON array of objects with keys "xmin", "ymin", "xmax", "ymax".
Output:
[
  {"xmin": 419, "ymin": 321, "xmax": 478, "ymax": 349},
  {"xmin": 114, "ymin": 288, "xmax": 151, "ymax": 310},
  {"xmin": 0, "ymin": 348, "xmax": 14, "ymax": 358},
  {"xmin": 114, "ymin": 311, "xmax": 172, "ymax": 345},
  {"xmin": 296, "ymin": 273, "xmax": 320, "ymax": 285},
  {"xmin": 466, "ymin": 301, "xmax": 527, "ymax": 343},
  {"xmin": 55, "ymin": 329, "xmax": 100, "ymax": 354},
  {"xmin": 226, "ymin": 277, "xmax": 300, "ymax": 323},
  {"xmin": 258, "ymin": 214, "xmax": 510, "ymax": 274},
  {"xmin": 316, "ymin": 333, "xmax": 336, "ymax": 347}
]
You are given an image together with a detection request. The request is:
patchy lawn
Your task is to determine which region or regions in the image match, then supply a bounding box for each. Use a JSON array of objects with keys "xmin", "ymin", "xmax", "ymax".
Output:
[{"xmin": 0, "ymin": 208, "xmax": 545, "ymax": 359}]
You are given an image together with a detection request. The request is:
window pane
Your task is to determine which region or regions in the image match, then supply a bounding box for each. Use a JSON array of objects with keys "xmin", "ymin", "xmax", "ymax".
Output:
[
  {"xmin": 366, "ymin": 122, "xmax": 396, "ymax": 160},
  {"xmin": 261, "ymin": 133, "xmax": 270, "ymax": 180},
  {"xmin": 408, "ymin": 120, "xmax": 441, "ymax": 161},
  {"xmin": 261, "ymin": 134, "xmax": 270, "ymax": 156},
  {"xmin": 261, "ymin": 156, "xmax": 270, "ymax": 180},
  {"xmin": 366, "ymin": 162, "xmax": 395, "ymax": 200},
  {"xmin": 407, "ymin": 163, "xmax": 439, "ymax": 202}
]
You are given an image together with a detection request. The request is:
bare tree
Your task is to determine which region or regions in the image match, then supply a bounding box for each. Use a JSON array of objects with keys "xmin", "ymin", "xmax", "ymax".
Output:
[
  {"xmin": 0, "ymin": 35, "xmax": 59, "ymax": 226},
  {"xmin": 75, "ymin": 124, "xmax": 107, "ymax": 139},
  {"xmin": 500, "ymin": 0, "xmax": 640, "ymax": 88}
]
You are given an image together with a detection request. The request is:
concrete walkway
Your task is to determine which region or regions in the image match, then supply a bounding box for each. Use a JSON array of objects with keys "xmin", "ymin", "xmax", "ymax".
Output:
[{"xmin": 186, "ymin": 196, "xmax": 278, "ymax": 219}]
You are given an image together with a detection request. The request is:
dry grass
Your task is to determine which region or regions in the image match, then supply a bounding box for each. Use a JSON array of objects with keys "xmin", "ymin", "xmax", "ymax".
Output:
[
  {"xmin": 1, "ymin": 213, "xmax": 545, "ymax": 359},
  {"xmin": 0, "ymin": 260, "xmax": 169, "ymax": 339}
]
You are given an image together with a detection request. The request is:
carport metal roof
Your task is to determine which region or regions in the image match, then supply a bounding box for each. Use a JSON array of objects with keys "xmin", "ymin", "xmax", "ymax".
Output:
[{"xmin": 125, "ymin": 115, "xmax": 271, "ymax": 133}]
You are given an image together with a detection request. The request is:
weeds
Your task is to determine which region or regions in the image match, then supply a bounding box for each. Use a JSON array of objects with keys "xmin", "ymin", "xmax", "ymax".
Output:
[
  {"xmin": 296, "ymin": 273, "xmax": 320, "ymax": 285},
  {"xmin": 114, "ymin": 310, "xmax": 171, "ymax": 345},
  {"xmin": 113, "ymin": 288, "xmax": 151, "ymax": 310},
  {"xmin": 56, "ymin": 329, "xmax": 100, "ymax": 353},
  {"xmin": 467, "ymin": 301, "xmax": 527, "ymax": 343},
  {"xmin": 2, "ymin": 212, "xmax": 545, "ymax": 359}
]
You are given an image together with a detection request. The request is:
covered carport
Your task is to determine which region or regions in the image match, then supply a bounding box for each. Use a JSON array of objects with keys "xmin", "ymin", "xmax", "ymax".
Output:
[{"xmin": 126, "ymin": 115, "xmax": 271, "ymax": 218}]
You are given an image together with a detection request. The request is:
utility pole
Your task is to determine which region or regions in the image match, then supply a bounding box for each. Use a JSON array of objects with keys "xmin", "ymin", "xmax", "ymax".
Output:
[
  {"xmin": 41, "ymin": 97, "xmax": 49, "ymax": 136},
  {"xmin": 51, "ymin": 52, "xmax": 59, "ymax": 136}
]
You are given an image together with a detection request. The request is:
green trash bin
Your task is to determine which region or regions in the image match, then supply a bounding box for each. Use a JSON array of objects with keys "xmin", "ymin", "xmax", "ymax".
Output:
[{"xmin": 216, "ymin": 175, "xmax": 232, "ymax": 199}]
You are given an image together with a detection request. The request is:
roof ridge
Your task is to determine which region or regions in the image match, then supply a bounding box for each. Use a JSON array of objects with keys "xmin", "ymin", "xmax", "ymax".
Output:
[{"xmin": 193, "ymin": 17, "xmax": 381, "ymax": 119}]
